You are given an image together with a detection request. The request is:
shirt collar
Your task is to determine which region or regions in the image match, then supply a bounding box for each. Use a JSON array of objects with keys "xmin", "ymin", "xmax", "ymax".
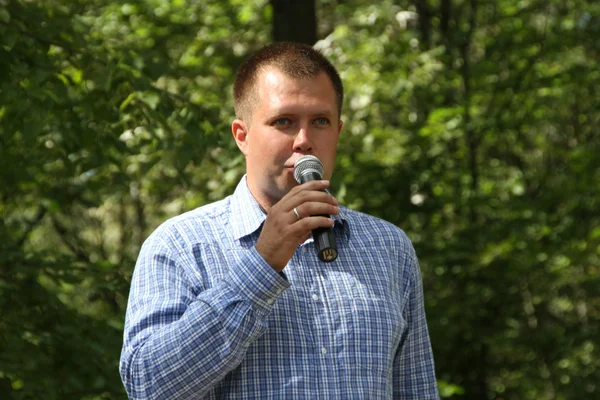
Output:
[
  {"xmin": 229, "ymin": 176, "xmax": 267, "ymax": 241},
  {"xmin": 229, "ymin": 175, "xmax": 349, "ymax": 243}
]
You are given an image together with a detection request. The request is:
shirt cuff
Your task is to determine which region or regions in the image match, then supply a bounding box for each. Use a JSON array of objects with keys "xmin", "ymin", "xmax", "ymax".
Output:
[{"xmin": 226, "ymin": 246, "xmax": 290, "ymax": 317}]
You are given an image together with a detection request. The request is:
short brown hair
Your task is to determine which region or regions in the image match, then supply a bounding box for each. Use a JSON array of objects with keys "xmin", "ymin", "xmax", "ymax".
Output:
[{"xmin": 233, "ymin": 42, "xmax": 344, "ymax": 122}]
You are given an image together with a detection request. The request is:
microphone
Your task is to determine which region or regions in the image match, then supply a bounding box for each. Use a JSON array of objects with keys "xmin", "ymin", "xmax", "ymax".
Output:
[{"xmin": 293, "ymin": 155, "xmax": 338, "ymax": 262}]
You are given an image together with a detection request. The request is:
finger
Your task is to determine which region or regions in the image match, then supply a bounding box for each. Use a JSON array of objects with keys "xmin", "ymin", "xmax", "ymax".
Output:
[
  {"xmin": 292, "ymin": 206, "xmax": 302, "ymax": 221},
  {"xmin": 292, "ymin": 215, "xmax": 335, "ymax": 231},
  {"xmin": 281, "ymin": 189, "xmax": 339, "ymax": 211},
  {"xmin": 287, "ymin": 180, "xmax": 332, "ymax": 197},
  {"xmin": 294, "ymin": 202, "xmax": 339, "ymax": 220},
  {"xmin": 294, "ymin": 179, "xmax": 331, "ymax": 191}
]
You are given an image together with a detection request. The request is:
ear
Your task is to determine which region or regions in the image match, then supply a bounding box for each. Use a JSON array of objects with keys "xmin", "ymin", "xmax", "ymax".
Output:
[
  {"xmin": 336, "ymin": 119, "xmax": 343, "ymax": 139},
  {"xmin": 231, "ymin": 119, "xmax": 250, "ymax": 156}
]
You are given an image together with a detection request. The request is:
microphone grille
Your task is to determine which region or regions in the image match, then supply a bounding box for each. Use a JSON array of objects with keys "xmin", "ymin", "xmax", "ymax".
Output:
[{"xmin": 293, "ymin": 155, "xmax": 324, "ymax": 183}]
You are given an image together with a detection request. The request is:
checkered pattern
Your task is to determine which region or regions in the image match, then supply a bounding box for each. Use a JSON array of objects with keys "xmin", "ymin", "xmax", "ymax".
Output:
[{"xmin": 120, "ymin": 177, "xmax": 439, "ymax": 399}]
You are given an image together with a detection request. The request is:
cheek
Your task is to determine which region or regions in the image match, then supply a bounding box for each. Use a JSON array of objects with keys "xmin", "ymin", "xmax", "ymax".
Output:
[
  {"xmin": 320, "ymin": 136, "xmax": 339, "ymax": 155},
  {"xmin": 320, "ymin": 139, "xmax": 340, "ymax": 176},
  {"xmin": 251, "ymin": 143, "xmax": 289, "ymax": 170},
  {"xmin": 266, "ymin": 138, "xmax": 293, "ymax": 157},
  {"xmin": 248, "ymin": 130, "xmax": 294, "ymax": 166}
]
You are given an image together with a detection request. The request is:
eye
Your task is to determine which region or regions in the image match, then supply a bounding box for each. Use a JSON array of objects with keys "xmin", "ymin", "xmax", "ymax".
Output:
[
  {"xmin": 314, "ymin": 117, "xmax": 331, "ymax": 126},
  {"xmin": 272, "ymin": 117, "xmax": 292, "ymax": 127}
]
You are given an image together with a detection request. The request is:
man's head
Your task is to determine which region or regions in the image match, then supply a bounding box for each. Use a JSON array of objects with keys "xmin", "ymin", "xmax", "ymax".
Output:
[
  {"xmin": 233, "ymin": 42, "xmax": 344, "ymax": 125},
  {"xmin": 231, "ymin": 42, "xmax": 344, "ymax": 211}
]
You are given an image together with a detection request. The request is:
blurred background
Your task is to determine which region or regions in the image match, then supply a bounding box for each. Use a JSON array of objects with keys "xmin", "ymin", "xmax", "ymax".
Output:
[{"xmin": 1, "ymin": 0, "xmax": 599, "ymax": 398}]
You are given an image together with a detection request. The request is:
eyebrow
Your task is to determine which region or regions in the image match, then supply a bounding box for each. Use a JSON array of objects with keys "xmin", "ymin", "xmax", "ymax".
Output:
[{"xmin": 269, "ymin": 108, "xmax": 335, "ymax": 117}]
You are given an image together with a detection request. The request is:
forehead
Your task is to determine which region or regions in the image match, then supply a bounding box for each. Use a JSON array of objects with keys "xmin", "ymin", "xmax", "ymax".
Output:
[{"xmin": 254, "ymin": 67, "xmax": 337, "ymax": 111}]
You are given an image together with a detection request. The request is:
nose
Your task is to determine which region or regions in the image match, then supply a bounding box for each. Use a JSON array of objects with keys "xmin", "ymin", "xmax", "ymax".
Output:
[{"xmin": 293, "ymin": 126, "xmax": 313, "ymax": 154}]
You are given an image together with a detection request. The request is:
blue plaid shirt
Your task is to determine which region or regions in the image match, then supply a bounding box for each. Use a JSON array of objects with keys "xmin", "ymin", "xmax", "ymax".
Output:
[{"xmin": 120, "ymin": 177, "xmax": 438, "ymax": 399}]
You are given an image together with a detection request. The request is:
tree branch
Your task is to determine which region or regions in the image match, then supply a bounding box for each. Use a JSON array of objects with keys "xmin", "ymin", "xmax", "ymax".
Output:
[
  {"xmin": 51, "ymin": 216, "xmax": 89, "ymax": 263},
  {"xmin": 16, "ymin": 205, "xmax": 47, "ymax": 247},
  {"xmin": 0, "ymin": 20, "xmax": 74, "ymax": 54}
]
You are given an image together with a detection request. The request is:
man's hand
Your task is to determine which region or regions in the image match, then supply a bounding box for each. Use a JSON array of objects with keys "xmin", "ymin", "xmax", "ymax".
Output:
[{"xmin": 256, "ymin": 180, "xmax": 339, "ymax": 272}]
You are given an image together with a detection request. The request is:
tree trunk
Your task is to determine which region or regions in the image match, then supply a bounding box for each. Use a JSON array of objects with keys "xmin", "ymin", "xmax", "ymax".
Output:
[
  {"xmin": 413, "ymin": 0, "xmax": 431, "ymax": 49},
  {"xmin": 270, "ymin": 0, "xmax": 317, "ymax": 45}
]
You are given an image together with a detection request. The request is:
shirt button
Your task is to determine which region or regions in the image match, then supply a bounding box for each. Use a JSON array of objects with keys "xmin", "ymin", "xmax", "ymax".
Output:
[
  {"xmin": 311, "ymin": 294, "xmax": 319, "ymax": 301},
  {"xmin": 267, "ymin": 298, "xmax": 274, "ymax": 305},
  {"xmin": 321, "ymin": 347, "xmax": 328, "ymax": 355}
]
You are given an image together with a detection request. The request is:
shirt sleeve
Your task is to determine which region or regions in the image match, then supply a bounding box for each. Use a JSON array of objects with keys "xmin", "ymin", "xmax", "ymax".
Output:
[
  {"xmin": 119, "ymin": 230, "xmax": 290, "ymax": 399},
  {"xmin": 393, "ymin": 251, "xmax": 440, "ymax": 399}
]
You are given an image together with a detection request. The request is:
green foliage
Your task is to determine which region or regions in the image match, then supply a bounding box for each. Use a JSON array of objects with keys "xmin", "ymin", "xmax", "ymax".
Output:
[
  {"xmin": 323, "ymin": 1, "xmax": 600, "ymax": 398},
  {"xmin": 1, "ymin": 0, "xmax": 598, "ymax": 398},
  {"xmin": 1, "ymin": 0, "xmax": 267, "ymax": 397}
]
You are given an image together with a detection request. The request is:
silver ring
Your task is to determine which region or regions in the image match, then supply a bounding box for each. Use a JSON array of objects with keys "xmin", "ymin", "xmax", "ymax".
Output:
[{"xmin": 293, "ymin": 207, "xmax": 301, "ymax": 220}]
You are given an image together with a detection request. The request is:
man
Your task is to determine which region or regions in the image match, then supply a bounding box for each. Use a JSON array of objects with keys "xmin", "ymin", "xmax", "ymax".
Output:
[{"xmin": 120, "ymin": 42, "xmax": 439, "ymax": 399}]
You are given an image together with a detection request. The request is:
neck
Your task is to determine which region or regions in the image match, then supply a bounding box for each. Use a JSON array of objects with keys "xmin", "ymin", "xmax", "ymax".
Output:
[{"xmin": 245, "ymin": 178, "xmax": 277, "ymax": 214}]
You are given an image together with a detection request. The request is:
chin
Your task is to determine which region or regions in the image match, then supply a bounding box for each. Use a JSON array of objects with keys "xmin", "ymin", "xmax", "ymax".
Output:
[
  {"xmin": 285, "ymin": 174, "xmax": 299, "ymax": 188},
  {"xmin": 259, "ymin": 173, "xmax": 299, "ymax": 202},
  {"xmin": 273, "ymin": 177, "xmax": 296, "ymax": 198}
]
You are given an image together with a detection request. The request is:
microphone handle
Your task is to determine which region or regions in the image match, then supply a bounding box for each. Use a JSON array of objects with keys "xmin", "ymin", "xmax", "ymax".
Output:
[{"xmin": 298, "ymin": 172, "xmax": 338, "ymax": 262}]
